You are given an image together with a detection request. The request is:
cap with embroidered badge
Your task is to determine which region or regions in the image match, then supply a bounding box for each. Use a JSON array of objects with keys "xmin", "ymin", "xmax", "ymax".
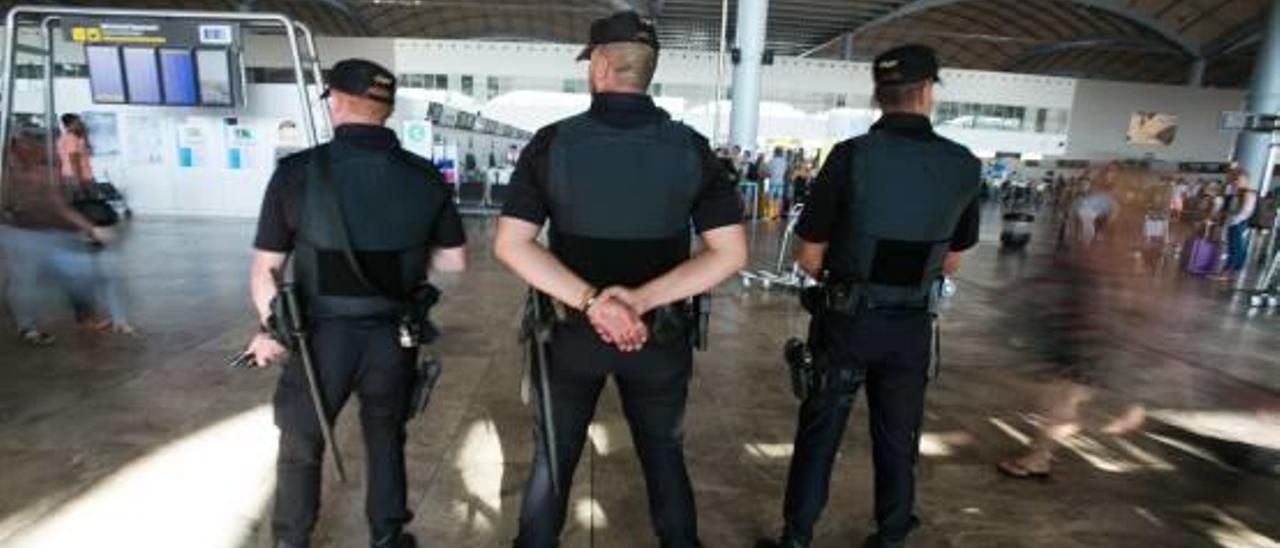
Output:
[
  {"xmin": 576, "ymin": 11, "xmax": 661, "ymax": 61},
  {"xmin": 873, "ymin": 44, "xmax": 941, "ymax": 86},
  {"xmin": 321, "ymin": 58, "xmax": 397, "ymax": 105}
]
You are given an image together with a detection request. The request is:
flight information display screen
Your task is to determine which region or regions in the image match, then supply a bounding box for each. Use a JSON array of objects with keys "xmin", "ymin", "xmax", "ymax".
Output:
[
  {"xmin": 195, "ymin": 49, "xmax": 233, "ymax": 106},
  {"xmin": 122, "ymin": 47, "xmax": 162, "ymax": 104},
  {"xmin": 86, "ymin": 46, "xmax": 127, "ymax": 104},
  {"xmin": 159, "ymin": 48, "xmax": 198, "ymax": 106}
]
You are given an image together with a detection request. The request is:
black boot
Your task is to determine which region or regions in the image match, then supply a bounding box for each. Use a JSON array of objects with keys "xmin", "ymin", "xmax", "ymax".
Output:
[
  {"xmin": 754, "ymin": 536, "xmax": 806, "ymax": 548},
  {"xmin": 862, "ymin": 515, "xmax": 920, "ymax": 548},
  {"xmin": 371, "ymin": 532, "xmax": 417, "ymax": 548}
]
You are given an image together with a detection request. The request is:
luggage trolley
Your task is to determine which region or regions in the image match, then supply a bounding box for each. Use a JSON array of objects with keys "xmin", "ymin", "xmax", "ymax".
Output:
[{"xmin": 740, "ymin": 203, "xmax": 815, "ymax": 290}]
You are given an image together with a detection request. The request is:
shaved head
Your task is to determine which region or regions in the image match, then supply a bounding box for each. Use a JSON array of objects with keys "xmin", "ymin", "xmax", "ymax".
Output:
[{"xmin": 590, "ymin": 42, "xmax": 657, "ymax": 93}]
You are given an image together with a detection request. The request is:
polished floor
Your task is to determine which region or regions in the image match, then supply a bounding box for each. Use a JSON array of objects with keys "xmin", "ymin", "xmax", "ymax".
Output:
[{"xmin": 0, "ymin": 211, "xmax": 1277, "ymax": 548}]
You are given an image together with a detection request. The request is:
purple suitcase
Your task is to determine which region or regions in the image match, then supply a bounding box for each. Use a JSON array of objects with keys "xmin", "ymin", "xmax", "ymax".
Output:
[{"xmin": 1185, "ymin": 238, "xmax": 1220, "ymax": 275}]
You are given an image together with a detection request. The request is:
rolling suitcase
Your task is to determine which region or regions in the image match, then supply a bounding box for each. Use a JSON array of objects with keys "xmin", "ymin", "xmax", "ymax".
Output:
[{"xmin": 1184, "ymin": 224, "xmax": 1220, "ymax": 276}]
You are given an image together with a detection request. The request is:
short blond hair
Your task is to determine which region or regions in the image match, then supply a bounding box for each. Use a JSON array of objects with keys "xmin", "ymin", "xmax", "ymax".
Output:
[
  {"xmin": 332, "ymin": 90, "xmax": 393, "ymax": 121},
  {"xmin": 597, "ymin": 42, "xmax": 657, "ymax": 91}
]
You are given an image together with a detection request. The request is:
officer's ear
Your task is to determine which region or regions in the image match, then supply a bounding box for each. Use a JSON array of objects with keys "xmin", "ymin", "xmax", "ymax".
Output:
[{"xmin": 589, "ymin": 51, "xmax": 611, "ymax": 89}]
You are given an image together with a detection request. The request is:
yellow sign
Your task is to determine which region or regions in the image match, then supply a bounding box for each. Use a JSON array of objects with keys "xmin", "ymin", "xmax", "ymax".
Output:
[
  {"xmin": 71, "ymin": 27, "xmax": 86, "ymax": 42},
  {"xmin": 86, "ymin": 28, "xmax": 102, "ymax": 42}
]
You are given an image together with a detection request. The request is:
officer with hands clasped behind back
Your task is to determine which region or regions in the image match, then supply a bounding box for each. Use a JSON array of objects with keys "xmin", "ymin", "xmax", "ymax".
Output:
[
  {"xmin": 243, "ymin": 58, "xmax": 467, "ymax": 548},
  {"xmin": 759, "ymin": 45, "xmax": 981, "ymax": 548},
  {"xmin": 493, "ymin": 11, "xmax": 748, "ymax": 548}
]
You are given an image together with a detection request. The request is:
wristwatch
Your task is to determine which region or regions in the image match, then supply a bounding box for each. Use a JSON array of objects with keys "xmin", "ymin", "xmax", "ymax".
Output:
[{"xmin": 579, "ymin": 287, "xmax": 601, "ymax": 312}]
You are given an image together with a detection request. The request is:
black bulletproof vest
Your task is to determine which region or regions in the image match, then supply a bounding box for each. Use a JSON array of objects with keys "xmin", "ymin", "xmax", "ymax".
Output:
[
  {"xmin": 545, "ymin": 112, "xmax": 703, "ymax": 287},
  {"xmin": 294, "ymin": 142, "xmax": 437, "ymax": 320},
  {"xmin": 825, "ymin": 130, "xmax": 979, "ymax": 307}
]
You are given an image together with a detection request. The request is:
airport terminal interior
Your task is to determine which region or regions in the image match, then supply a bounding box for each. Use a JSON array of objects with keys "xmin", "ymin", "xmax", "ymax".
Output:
[{"xmin": 0, "ymin": 0, "xmax": 1279, "ymax": 547}]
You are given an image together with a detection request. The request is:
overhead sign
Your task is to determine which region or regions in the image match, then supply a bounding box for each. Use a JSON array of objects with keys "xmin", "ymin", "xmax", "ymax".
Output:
[
  {"xmin": 1221, "ymin": 111, "xmax": 1280, "ymax": 132},
  {"xmin": 65, "ymin": 17, "xmax": 240, "ymax": 48}
]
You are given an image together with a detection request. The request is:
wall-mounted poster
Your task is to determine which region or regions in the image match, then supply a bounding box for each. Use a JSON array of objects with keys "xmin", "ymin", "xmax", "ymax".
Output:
[
  {"xmin": 223, "ymin": 118, "xmax": 258, "ymax": 170},
  {"xmin": 176, "ymin": 123, "xmax": 209, "ymax": 168},
  {"xmin": 402, "ymin": 120, "xmax": 433, "ymax": 160},
  {"xmin": 1127, "ymin": 112, "xmax": 1178, "ymax": 146},
  {"xmin": 125, "ymin": 114, "xmax": 164, "ymax": 166},
  {"xmin": 83, "ymin": 112, "xmax": 120, "ymax": 157}
]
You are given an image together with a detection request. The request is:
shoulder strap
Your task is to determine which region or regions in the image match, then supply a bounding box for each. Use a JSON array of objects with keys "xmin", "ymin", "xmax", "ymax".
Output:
[{"xmin": 307, "ymin": 146, "xmax": 395, "ymax": 299}]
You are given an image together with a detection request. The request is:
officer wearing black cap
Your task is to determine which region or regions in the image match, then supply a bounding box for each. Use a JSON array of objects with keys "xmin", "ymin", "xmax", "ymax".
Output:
[
  {"xmin": 494, "ymin": 10, "xmax": 747, "ymax": 548},
  {"xmin": 245, "ymin": 58, "xmax": 467, "ymax": 548},
  {"xmin": 758, "ymin": 45, "xmax": 981, "ymax": 548}
]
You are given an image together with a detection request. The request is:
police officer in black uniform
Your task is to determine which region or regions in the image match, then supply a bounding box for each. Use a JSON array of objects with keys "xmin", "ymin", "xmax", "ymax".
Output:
[
  {"xmin": 493, "ymin": 11, "xmax": 747, "ymax": 548},
  {"xmin": 758, "ymin": 45, "xmax": 981, "ymax": 548},
  {"xmin": 245, "ymin": 59, "xmax": 468, "ymax": 548}
]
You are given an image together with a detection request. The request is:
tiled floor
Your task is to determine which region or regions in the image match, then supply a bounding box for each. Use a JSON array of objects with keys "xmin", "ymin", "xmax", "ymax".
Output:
[{"xmin": 0, "ymin": 211, "xmax": 1277, "ymax": 548}]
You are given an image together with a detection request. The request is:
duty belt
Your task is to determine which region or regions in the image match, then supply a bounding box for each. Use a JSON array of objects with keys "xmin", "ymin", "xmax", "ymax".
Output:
[
  {"xmin": 803, "ymin": 280, "xmax": 940, "ymax": 317},
  {"xmin": 553, "ymin": 296, "xmax": 709, "ymax": 349}
]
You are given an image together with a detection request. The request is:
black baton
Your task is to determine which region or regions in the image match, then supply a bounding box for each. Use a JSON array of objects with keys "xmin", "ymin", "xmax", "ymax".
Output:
[
  {"xmin": 529, "ymin": 292, "xmax": 561, "ymax": 496},
  {"xmin": 280, "ymin": 277, "xmax": 347, "ymax": 483}
]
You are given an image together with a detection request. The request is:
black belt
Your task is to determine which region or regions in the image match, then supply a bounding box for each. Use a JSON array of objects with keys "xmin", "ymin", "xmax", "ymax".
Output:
[{"xmin": 804, "ymin": 282, "xmax": 932, "ymax": 316}]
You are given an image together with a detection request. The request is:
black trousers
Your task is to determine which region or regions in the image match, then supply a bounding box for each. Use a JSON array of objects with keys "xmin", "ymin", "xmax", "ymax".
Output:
[
  {"xmin": 272, "ymin": 321, "xmax": 416, "ymax": 546},
  {"xmin": 515, "ymin": 322, "xmax": 699, "ymax": 548},
  {"xmin": 781, "ymin": 310, "xmax": 932, "ymax": 545}
]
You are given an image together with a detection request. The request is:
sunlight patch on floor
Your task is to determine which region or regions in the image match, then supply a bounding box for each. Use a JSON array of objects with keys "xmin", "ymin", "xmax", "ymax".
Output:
[
  {"xmin": 2, "ymin": 405, "xmax": 277, "ymax": 548},
  {"xmin": 454, "ymin": 418, "xmax": 506, "ymax": 530},
  {"xmin": 745, "ymin": 443, "xmax": 794, "ymax": 460},
  {"xmin": 1152, "ymin": 410, "xmax": 1280, "ymax": 451}
]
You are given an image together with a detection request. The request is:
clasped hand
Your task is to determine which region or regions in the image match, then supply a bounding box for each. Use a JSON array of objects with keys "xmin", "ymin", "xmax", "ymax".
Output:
[{"xmin": 586, "ymin": 287, "xmax": 650, "ymax": 352}]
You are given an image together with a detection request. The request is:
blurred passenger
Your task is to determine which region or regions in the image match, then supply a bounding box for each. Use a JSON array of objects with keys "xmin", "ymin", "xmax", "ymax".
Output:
[
  {"xmin": 768, "ymin": 147, "xmax": 788, "ymax": 217},
  {"xmin": 1170, "ymin": 177, "xmax": 1186, "ymax": 220},
  {"xmin": 56, "ymin": 113, "xmax": 94, "ymax": 194},
  {"xmin": 1070, "ymin": 181, "xmax": 1118, "ymax": 249},
  {"xmin": 1, "ymin": 128, "xmax": 114, "ymax": 345},
  {"xmin": 1218, "ymin": 168, "xmax": 1258, "ymax": 279}
]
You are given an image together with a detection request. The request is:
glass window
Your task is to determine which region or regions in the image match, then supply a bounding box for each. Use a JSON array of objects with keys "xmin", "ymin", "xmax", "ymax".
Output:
[
  {"xmin": 433, "ymin": 74, "xmax": 448, "ymax": 89},
  {"xmin": 461, "ymin": 75, "xmax": 474, "ymax": 96},
  {"xmin": 487, "ymin": 76, "xmax": 500, "ymax": 99}
]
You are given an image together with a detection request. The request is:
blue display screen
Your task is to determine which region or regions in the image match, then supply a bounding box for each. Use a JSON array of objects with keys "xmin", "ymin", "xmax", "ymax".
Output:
[
  {"xmin": 86, "ymin": 46, "xmax": 126, "ymax": 104},
  {"xmin": 122, "ymin": 48, "xmax": 162, "ymax": 104},
  {"xmin": 159, "ymin": 49, "xmax": 198, "ymax": 106}
]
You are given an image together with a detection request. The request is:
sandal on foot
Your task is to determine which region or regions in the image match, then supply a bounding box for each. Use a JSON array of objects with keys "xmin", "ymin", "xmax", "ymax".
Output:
[{"xmin": 997, "ymin": 459, "xmax": 1051, "ymax": 480}]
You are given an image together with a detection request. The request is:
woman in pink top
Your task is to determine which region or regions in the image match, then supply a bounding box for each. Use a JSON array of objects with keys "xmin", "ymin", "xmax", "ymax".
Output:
[{"xmin": 57, "ymin": 113, "xmax": 93, "ymax": 190}]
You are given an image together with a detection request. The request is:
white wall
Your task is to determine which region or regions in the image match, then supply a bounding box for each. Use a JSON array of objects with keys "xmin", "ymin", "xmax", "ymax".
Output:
[{"xmin": 1065, "ymin": 80, "xmax": 1245, "ymax": 162}]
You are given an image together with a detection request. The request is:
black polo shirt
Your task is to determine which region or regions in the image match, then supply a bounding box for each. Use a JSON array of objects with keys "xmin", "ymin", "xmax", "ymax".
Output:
[
  {"xmin": 254, "ymin": 124, "xmax": 466, "ymax": 254},
  {"xmin": 501, "ymin": 93, "xmax": 742, "ymax": 287},
  {"xmin": 796, "ymin": 113, "xmax": 980, "ymax": 252}
]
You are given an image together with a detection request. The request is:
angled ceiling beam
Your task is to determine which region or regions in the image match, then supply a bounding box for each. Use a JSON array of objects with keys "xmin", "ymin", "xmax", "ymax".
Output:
[
  {"xmin": 1002, "ymin": 35, "xmax": 1174, "ymax": 71},
  {"xmin": 847, "ymin": 0, "xmax": 1201, "ymax": 59},
  {"xmin": 308, "ymin": 0, "xmax": 372, "ymax": 36},
  {"xmin": 1202, "ymin": 17, "xmax": 1265, "ymax": 59}
]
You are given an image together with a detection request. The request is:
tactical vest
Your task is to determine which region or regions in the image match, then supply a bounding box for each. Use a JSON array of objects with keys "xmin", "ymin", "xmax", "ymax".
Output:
[
  {"xmin": 544, "ymin": 112, "xmax": 703, "ymax": 286},
  {"xmin": 293, "ymin": 142, "xmax": 438, "ymax": 320},
  {"xmin": 824, "ymin": 131, "xmax": 979, "ymax": 308}
]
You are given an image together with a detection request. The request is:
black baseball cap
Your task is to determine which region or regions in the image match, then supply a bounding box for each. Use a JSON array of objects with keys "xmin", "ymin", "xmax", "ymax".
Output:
[
  {"xmin": 873, "ymin": 44, "xmax": 941, "ymax": 86},
  {"xmin": 322, "ymin": 58, "xmax": 396, "ymax": 105},
  {"xmin": 576, "ymin": 11, "xmax": 660, "ymax": 61}
]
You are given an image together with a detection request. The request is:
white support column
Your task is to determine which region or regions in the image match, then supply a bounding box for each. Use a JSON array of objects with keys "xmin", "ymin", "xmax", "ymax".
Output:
[
  {"xmin": 1235, "ymin": 0, "xmax": 1280, "ymax": 194},
  {"xmin": 729, "ymin": 0, "xmax": 768, "ymax": 152}
]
